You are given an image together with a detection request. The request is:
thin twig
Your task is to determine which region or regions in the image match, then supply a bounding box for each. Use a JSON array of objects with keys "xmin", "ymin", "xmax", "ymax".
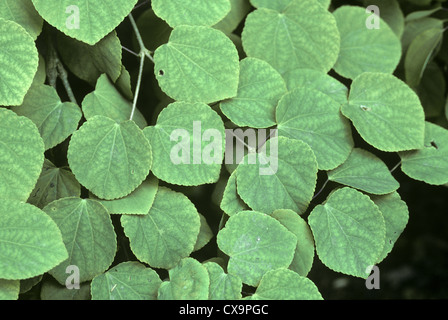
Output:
[
  {"xmin": 390, "ymin": 160, "xmax": 402, "ymax": 173},
  {"xmin": 130, "ymin": 53, "xmax": 145, "ymax": 121},
  {"xmin": 312, "ymin": 178, "xmax": 329, "ymax": 201},
  {"xmin": 56, "ymin": 62, "xmax": 77, "ymax": 105},
  {"xmin": 128, "ymin": 13, "xmax": 154, "ymax": 63},
  {"xmin": 122, "ymin": 45, "xmax": 140, "ymax": 57}
]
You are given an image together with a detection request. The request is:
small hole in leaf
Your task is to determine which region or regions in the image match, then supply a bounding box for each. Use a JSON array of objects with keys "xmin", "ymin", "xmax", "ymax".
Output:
[
  {"xmin": 430, "ymin": 141, "xmax": 438, "ymax": 149},
  {"xmin": 50, "ymin": 182, "xmax": 55, "ymax": 188},
  {"xmin": 158, "ymin": 70, "xmax": 164, "ymax": 76},
  {"xmin": 360, "ymin": 105, "xmax": 371, "ymax": 111}
]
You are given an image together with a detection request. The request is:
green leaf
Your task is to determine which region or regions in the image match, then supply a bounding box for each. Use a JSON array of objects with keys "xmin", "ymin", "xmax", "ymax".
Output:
[
  {"xmin": 31, "ymin": 0, "xmax": 138, "ymax": 45},
  {"xmin": 40, "ymin": 277, "xmax": 91, "ymax": 300},
  {"xmin": 43, "ymin": 198, "xmax": 117, "ymax": 284},
  {"xmin": 91, "ymin": 261, "xmax": 161, "ymax": 300},
  {"xmin": 405, "ymin": 27, "xmax": 443, "ymax": 88},
  {"xmin": 363, "ymin": 0, "xmax": 405, "ymax": 38},
  {"xmin": 282, "ymin": 68, "xmax": 348, "ymax": 106},
  {"xmin": 203, "ymin": 262, "xmax": 242, "ymax": 300},
  {"xmin": 135, "ymin": 9, "xmax": 172, "ymax": 53},
  {"xmin": 417, "ymin": 62, "xmax": 446, "ymax": 118},
  {"xmin": 308, "ymin": 187, "xmax": 386, "ymax": 278},
  {"xmin": 194, "ymin": 214, "xmax": 214, "ymax": 252},
  {"xmin": 399, "ymin": 121, "xmax": 448, "ymax": 185},
  {"xmin": 92, "ymin": 177, "xmax": 158, "ymax": 215},
  {"xmin": 121, "ymin": 186, "xmax": 201, "ymax": 269},
  {"xmin": 276, "ymin": 87, "xmax": 354, "ymax": 170},
  {"xmin": 143, "ymin": 101, "xmax": 225, "ymax": 186},
  {"xmin": 236, "ymin": 136, "xmax": 318, "ymax": 214},
  {"xmin": 0, "ymin": 280, "xmax": 20, "ymax": 300},
  {"xmin": 0, "ymin": 0, "xmax": 43, "ymax": 39},
  {"xmin": 214, "ymin": 0, "xmax": 251, "ymax": 34},
  {"xmin": 154, "ymin": 25, "xmax": 240, "ymax": 104},
  {"xmin": 158, "ymin": 258, "xmax": 210, "ymax": 300},
  {"xmin": 0, "ymin": 19, "xmax": 38, "ymax": 106},
  {"xmin": 327, "ymin": 148, "xmax": 400, "ymax": 195},
  {"xmin": 67, "ymin": 115, "xmax": 152, "ymax": 200},
  {"xmin": 342, "ymin": 72, "xmax": 425, "ymax": 152},
  {"xmin": 371, "ymin": 192, "xmax": 409, "ymax": 263},
  {"xmin": 250, "ymin": 0, "xmax": 331, "ymax": 12},
  {"xmin": 0, "ymin": 199, "xmax": 68, "ymax": 280},
  {"xmin": 405, "ymin": 6, "xmax": 442, "ymax": 22},
  {"xmin": 14, "ymin": 84, "xmax": 82, "ymax": 150},
  {"xmin": 271, "ymin": 209, "xmax": 315, "ymax": 277},
  {"xmin": 220, "ymin": 57, "xmax": 287, "ymax": 128},
  {"xmin": 152, "ymin": 0, "xmax": 230, "ymax": 27},
  {"xmin": 27, "ymin": 159, "xmax": 81, "ymax": 209},
  {"xmin": 220, "ymin": 171, "xmax": 249, "ymax": 216},
  {"xmin": 332, "ymin": 5, "xmax": 401, "ymax": 80},
  {"xmin": 82, "ymin": 74, "xmax": 147, "ymax": 129},
  {"xmin": 57, "ymin": 31, "xmax": 123, "ymax": 85},
  {"xmin": 242, "ymin": 0, "xmax": 340, "ymax": 74},
  {"xmin": 0, "ymin": 108, "xmax": 44, "ymax": 202},
  {"xmin": 217, "ymin": 210, "xmax": 297, "ymax": 286},
  {"xmin": 250, "ymin": 269, "xmax": 323, "ymax": 300},
  {"xmin": 401, "ymin": 17, "xmax": 443, "ymax": 53}
]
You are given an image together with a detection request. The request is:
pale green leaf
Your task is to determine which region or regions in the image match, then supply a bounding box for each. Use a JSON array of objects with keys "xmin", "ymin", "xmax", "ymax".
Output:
[
  {"xmin": 82, "ymin": 74, "xmax": 147, "ymax": 129},
  {"xmin": 203, "ymin": 262, "xmax": 242, "ymax": 300},
  {"xmin": 236, "ymin": 136, "xmax": 318, "ymax": 214},
  {"xmin": 400, "ymin": 121, "xmax": 448, "ymax": 185},
  {"xmin": 0, "ymin": 0, "xmax": 43, "ymax": 39},
  {"xmin": 43, "ymin": 198, "xmax": 117, "ymax": 284},
  {"xmin": 276, "ymin": 87, "xmax": 353, "ymax": 170},
  {"xmin": 143, "ymin": 101, "xmax": 225, "ymax": 186},
  {"xmin": 194, "ymin": 214, "xmax": 214, "ymax": 252},
  {"xmin": 333, "ymin": 5, "xmax": 401, "ymax": 80},
  {"xmin": 121, "ymin": 186, "xmax": 201, "ymax": 269},
  {"xmin": 342, "ymin": 72, "xmax": 425, "ymax": 152},
  {"xmin": 363, "ymin": 0, "xmax": 405, "ymax": 38},
  {"xmin": 67, "ymin": 115, "xmax": 152, "ymax": 200},
  {"xmin": 250, "ymin": 0, "xmax": 331, "ymax": 11},
  {"xmin": 14, "ymin": 84, "xmax": 82, "ymax": 150},
  {"xmin": 27, "ymin": 158, "xmax": 81, "ymax": 209},
  {"xmin": 154, "ymin": 25, "xmax": 240, "ymax": 104},
  {"xmin": 0, "ymin": 108, "xmax": 44, "ymax": 202},
  {"xmin": 91, "ymin": 261, "xmax": 161, "ymax": 300},
  {"xmin": 220, "ymin": 171, "xmax": 249, "ymax": 216},
  {"xmin": 250, "ymin": 269, "xmax": 323, "ymax": 300},
  {"xmin": 308, "ymin": 187, "xmax": 386, "ymax": 278},
  {"xmin": 0, "ymin": 199, "xmax": 68, "ymax": 280},
  {"xmin": 31, "ymin": 0, "xmax": 138, "ymax": 45},
  {"xmin": 40, "ymin": 277, "xmax": 91, "ymax": 300},
  {"xmin": 0, "ymin": 280, "xmax": 20, "ymax": 300},
  {"xmin": 0, "ymin": 19, "xmax": 38, "ymax": 106},
  {"xmin": 271, "ymin": 209, "xmax": 315, "ymax": 277},
  {"xmin": 242, "ymin": 1, "xmax": 340, "ymax": 74},
  {"xmin": 328, "ymin": 148, "xmax": 400, "ymax": 195},
  {"xmin": 217, "ymin": 210, "xmax": 297, "ymax": 286},
  {"xmin": 152, "ymin": 0, "xmax": 230, "ymax": 27},
  {"xmin": 220, "ymin": 57, "xmax": 287, "ymax": 128}
]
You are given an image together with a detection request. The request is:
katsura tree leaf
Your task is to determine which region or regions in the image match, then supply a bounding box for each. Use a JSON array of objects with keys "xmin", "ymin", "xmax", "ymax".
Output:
[
  {"xmin": 405, "ymin": 6, "xmax": 442, "ymax": 22},
  {"xmin": 236, "ymin": 136, "xmax": 318, "ymax": 214},
  {"xmin": 40, "ymin": 277, "xmax": 91, "ymax": 300},
  {"xmin": 203, "ymin": 262, "xmax": 242, "ymax": 300},
  {"xmin": 91, "ymin": 261, "xmax": 161, "ymax": 300},
  {"xmin": 217, "ymin": 210, "xmax": 297, "ymax": 286},
  {"xmin": 67, "ymin": 115, "xmax": 152, "ymax": 200},
  {"xmin": 19, "ymin": 275, "xmax": 42, "ymax": 294},
  {"xmin": 276, "ymin": 87, "xmax": 354, "ymax": 170},
  {"xmin": 342, "ymin": 72, "xmax": 425, "ymax": 152},
  {"xmin": 332, "ymin": 5, "xmax": 401, "ymax": 80},
  {"xmin": 121, "ymin": 187, "xmax": 201, "ymax": 269},
  {"xmin": 399, "ymin": 121, "xmax": 448, "ymax": 185},
  {"xmin": 33, "ymin": 54, "xmax": 46, "ymax": 85},
  {"xmin": 371, "ymin": 192, "xmax": 409, "ymax": 263},
  {"xmin": 242, "ymin": 0, "xmax": 340, "ymax": 74},
  {"xmin": 250, "ymin": 0, "xmax": 330, "ymax": 11},
  {"xmin": 271, "ymin": 209, "xmax": 315, "ymax": 277},
  {"xmin": 327, "ymin": 148, "xmax": 400, "ymax": 195},
  {"xmin": 135, "ymin": 9, "xmax": 172, "ymax": 53},
  {"xmin": 250, "ymin": 269, "xmax": 323, "ymax": 300},
  {"xmin": 308, "ymin": 187, "xmax": 386, "ymax": 278},
  {"xmin": 82, "ymin": 74, "xmax": 147, "ymax": 129},
  {"xmin": 220, "ymin": 171, "xmax": 249, "ymax": 216},
  {"xmin": 282, "ymin": 68, "xmax": 348, "ymax": 106},
  {"xmin": 27, "ymin": 159, "xmax": 81, "ymax": 209},
  {"xmin": 193, "ymin": 214, "xmax": 214, "ymax": 252},
  {"xmin": 0, "ymin": 280, "xmax": 20, "ymax": 300},
  {"xmin": 0, "ymin": 199, "xmax": 68, "ymax": 280},
  {"xmin": 214, "ymin": 0, "xmax": 251, "ymax": 34},
  {"xmin": 14, "ymin": 83, "xmax": 82, "ymax": 150},
  {"xmin": 143, "ymin": 101, "xmax": 225, "ymax": 186},
  {"xmin": 158, "ymin": 258, "xmax": 210, "ymax": 300},
  {"xmin": 220, "ymin": 57, "xmax": 287, "ymax": 128},
  {"xmin": 0, "ymin": 108, "xmax": 44, "ymax": 202},
  {"xmin": 0, "ymin": 0, "xmax": 43, "ymax": 40},
  {"xmin": 401, "ymin": 17, "xmax": 443, "ymax": 53},
  {"xmin": 0, "ymin": 19, "xmax": 38, "ymax": 106},
  {"xmin": 364, "ymin": 0, "xmax": 405, "ymax": 38},
  {"xmin": 31, "ymin": 0, "xmax": 138, "ymax": 45},
  {"xmin": 154, "ymin": 25, "xmax": 240, "ymax": 104},
  {"xmin": 152, "ymin": 0, "xmax": 230, "ymax": 27},
  {"xmin": 43, "ymin": 198, "xmax": 117, "ymax": 284},
  {"xmin": 57, "ymin": 31, "xmax": 122, "ymax": 85},
  {"xmin": 405, "ymin": 27, "xmax": 443, "ymax": 88},
  {"xmin": 92, "ymin": 177, "xmax": 158, "ymax": 215}
]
